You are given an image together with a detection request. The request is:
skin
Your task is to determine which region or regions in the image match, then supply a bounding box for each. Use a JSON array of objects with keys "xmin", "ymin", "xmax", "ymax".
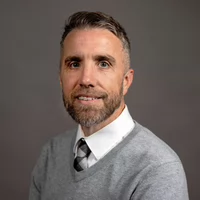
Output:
[{"xmin": 60, "ymin": 28, "xmax": 134, "ymax": 136}]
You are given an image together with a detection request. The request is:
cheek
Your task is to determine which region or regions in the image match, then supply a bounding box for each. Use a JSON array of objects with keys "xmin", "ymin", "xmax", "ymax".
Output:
[
  {"xmin": 60, "ymin": 75, "xmax": 77, "ymax": 93},
  {"xmin": 101, "ymin": 76, "xmax": 123, "ymax": 93}
]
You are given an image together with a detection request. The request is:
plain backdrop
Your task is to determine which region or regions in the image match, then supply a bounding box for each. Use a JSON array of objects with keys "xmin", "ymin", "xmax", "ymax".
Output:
[{"xmin": 0, "ymin": 0, "xmax": 199, "ymax": 199}]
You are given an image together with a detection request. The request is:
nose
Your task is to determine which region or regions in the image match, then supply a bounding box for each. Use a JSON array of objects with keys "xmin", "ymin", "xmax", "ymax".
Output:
[{"xmin": 78, "ymin": 64, "xmax": 96, "ymax": 88}]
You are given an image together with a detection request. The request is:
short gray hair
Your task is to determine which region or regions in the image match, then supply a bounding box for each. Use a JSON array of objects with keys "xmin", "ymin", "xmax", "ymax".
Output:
[{"xmin": 60, "ymin": 11, "xmax": 131, "ymax": 68}]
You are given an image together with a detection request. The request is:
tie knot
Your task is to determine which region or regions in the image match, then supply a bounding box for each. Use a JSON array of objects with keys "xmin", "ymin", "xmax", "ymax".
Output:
[{"xmin": 77, "ymin": 138, "xmax": 91, "ymax": 156}]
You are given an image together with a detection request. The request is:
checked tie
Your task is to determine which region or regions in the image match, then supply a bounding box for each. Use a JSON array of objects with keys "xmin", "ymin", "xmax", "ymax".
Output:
[{"xmin": 74, "ymin": 138, "xmax": 91, "ymax": 171}]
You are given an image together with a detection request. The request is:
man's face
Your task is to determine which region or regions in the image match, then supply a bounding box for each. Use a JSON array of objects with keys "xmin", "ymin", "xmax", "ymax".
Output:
[{"xmin": 60, "ymin": 28, "xmax": 133, "ymax": 128}]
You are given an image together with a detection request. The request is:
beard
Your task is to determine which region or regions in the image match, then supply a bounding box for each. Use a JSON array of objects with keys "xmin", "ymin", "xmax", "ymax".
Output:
[{"xmin": 62, "ymin": 85, "xmax": 124, "ymax": 127}]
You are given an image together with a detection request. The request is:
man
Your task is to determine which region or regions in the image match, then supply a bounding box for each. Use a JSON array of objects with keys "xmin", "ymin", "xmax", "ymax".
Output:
[{"xmin": 29, "ymin": 11, "xmax": 189, "ymax": 200}]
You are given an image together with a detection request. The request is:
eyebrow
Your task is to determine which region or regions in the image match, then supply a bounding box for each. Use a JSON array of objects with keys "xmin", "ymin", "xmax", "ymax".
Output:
[
  {"xmin": 64, "ymin": 55, "xmax": 82, "ymax": 63},
  {"xmin": 93, "ymin": 54, "xmax": 116, "ymax": 64}
]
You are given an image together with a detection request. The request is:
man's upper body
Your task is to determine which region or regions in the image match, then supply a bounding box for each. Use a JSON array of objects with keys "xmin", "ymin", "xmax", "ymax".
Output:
[
  {"xmin": 29, "ymin": 107, "xmax": 189, "ymax": 200},
  {"xmin": 29, "ymin": 11, "xmax": 189, "ymax": 199}
]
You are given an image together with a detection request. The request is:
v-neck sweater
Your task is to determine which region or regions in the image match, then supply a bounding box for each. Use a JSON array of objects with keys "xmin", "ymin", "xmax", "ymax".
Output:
[{"xmin": 29, "ymin": 122, "xmax": 189, "ymax": 200}]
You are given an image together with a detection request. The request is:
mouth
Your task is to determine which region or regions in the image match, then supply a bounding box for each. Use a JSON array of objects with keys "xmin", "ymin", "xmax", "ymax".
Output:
[
  {"xmin": 77, "ymin": 96, "xmax": 101, "ymax": 101},
  {"xmin": 74, "ymin": 94, "xmax": 103, "ymax": 105},
  {"xmin": 72, "ymin": 90, "xmax": 106, "ymax": 104}
]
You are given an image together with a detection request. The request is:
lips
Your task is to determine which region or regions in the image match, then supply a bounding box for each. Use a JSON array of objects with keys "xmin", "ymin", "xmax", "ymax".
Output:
[
  {"xmin": 73, "ymin": 89, "xmax": 107, "ymax": 101},
  {"xmin": 78, "ymin": 96, "xmax": 99, "ymax": 101}
]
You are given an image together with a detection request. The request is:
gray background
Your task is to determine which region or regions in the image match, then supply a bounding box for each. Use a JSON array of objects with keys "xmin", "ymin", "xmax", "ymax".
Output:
[{"xmin": 0, "ymin": 0, "xmax": 199, "ymax": 199}]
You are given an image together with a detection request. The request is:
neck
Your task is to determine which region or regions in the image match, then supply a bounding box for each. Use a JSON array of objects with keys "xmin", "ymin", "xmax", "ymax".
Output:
[{"xmin": 81, "ymin": 103, "xmax": 125, "ymax": 137}]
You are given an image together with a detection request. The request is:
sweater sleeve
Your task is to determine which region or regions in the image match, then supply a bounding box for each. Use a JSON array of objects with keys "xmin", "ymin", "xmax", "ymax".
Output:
[
  {"xmin": 131, "ymin": 161, "xmax": 189, "ymax": 200},
  {"xmin": 29, "ymin": 174, "xmax": 41, "ymax": 200},
  {"xmin": 29, "ymin": 143, "xmax": 49, "ymax": 200}
]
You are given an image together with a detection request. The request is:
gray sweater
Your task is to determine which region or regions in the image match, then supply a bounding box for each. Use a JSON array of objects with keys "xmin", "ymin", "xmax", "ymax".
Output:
[{"xmin": 29, "ymin": 122, "xmax": 189, "ymax": 200}]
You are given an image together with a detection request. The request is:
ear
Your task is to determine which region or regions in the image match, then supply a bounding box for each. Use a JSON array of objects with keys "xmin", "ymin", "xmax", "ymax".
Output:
[
  {"xmin": 59, "ymin": 75, "xmax": 63, "ymax": 87},
  {"xmin": 59, "ymin": 55, "xmax": 63, "ymax": 87},
  {"xmin": 123, "ymin": 69, "xmax": 134, "ymax": 95}
]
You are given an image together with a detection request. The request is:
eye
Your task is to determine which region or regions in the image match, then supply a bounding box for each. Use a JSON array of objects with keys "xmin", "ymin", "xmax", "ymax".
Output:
[
  {"xmin": 69, "ymin": 61, "xmax": 80, "ymax": 68},
  {"xmin": 99, "ymin": 61, "xmax": 110, "ymax": 68}
]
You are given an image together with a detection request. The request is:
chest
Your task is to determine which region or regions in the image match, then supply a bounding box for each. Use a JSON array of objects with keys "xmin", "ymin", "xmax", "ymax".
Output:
[{"xmin": 41, "ymin": 162, "xmax": 138, "ymax": 200}]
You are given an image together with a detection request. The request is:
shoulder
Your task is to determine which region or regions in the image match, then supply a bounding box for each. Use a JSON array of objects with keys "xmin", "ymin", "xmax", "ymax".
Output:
[
  {"xmin": 126, "ymin": 122, "xmax": 189, "ymax": 199},
  {"xmin": 40, "ymin": 128, "xmax": 77, "ymax": 156},
  {"xmin": 30, "ymin": 129, "xmax": 76, "ymax": 193},
  {"xmin": 127, "ymin": 121, "xmax": 181, "ymax": 166},
  {"xmin": 33, "ymin": 128, "xmax": 76, "ymax": 171},
  {"xmin": 31, "ymin": 129, "xmax": 76, "ymax": 176},
  {"xmin": 132, "ymin": 122, "xmax": 189, "ymax": 199}
]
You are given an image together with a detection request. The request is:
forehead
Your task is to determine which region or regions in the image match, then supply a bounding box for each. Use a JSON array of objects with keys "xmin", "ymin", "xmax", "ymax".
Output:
[{"xmin": 62, "ymin": 28, "xmax": 124, "ymax": 56}]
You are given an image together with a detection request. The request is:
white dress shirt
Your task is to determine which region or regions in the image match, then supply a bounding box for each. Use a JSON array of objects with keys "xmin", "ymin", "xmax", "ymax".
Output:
[{"xmin": 73, "ymin": 105, "xmax": 135, "ymax": 168}]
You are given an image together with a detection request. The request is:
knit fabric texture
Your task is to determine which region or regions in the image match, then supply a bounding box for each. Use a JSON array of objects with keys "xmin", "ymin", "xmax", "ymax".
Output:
[{"xmin": 29, "ymin": 122, "xmax": 189, "ymax": 200}]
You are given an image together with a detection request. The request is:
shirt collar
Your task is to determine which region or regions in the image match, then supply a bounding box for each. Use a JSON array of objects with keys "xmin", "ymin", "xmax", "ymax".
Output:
[{"xmin": 73, "ymin": 105, "xmax": 135, "ymax": 160}]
